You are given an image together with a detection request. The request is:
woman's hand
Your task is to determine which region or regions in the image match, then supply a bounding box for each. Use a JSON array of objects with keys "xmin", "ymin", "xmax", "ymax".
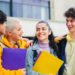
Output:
[{"xmin": 21, "ymin": 68, "xmax": 26, "ymax": 75}]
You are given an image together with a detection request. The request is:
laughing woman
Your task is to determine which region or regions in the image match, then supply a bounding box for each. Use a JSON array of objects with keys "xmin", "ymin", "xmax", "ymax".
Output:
[{"xmin": 26, "ymin": 21, "xmax": 59, "ymax": 75}]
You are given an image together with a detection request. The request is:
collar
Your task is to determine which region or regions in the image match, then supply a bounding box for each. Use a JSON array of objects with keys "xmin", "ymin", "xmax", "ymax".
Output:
[
  {"xmin": 0, "ymin": 35, "xmax": 12, "ymax": 48},
  {"xmin": 0, "ymin": 35, "xmax": 27, "ymax": 48},
  {"xmin": 66, "ymin": 33, "xmax": 74, "ymax": 42},
  {"xmin": 32, "ymin": 43, "xmax": 41, "ymax": 55},
  {"xmin": 32, "ymin": 43, "xmax": 39, "ymax": 51}
]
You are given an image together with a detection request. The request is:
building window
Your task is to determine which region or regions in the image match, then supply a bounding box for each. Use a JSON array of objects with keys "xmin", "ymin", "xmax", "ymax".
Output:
[
  {"xmin": 0, "ymin": 0, "xmax": 50, "ymax": 20},
  {"xmin": 0, "ymin": 0, "xmax": 10, "ymax": 16},
  {"xmin": 22, "ymin": 0, "xmax": 50, "ymax": 20}
]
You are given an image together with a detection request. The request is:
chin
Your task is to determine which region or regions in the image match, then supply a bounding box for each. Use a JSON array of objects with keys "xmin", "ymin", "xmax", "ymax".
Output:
[
  {"xmin": 39, "ymin": 39, "xmax": 44, "ymax": 42},
  {"xmin": 18, "ymin": 37, "xmax": 22, "ymax": 40}
]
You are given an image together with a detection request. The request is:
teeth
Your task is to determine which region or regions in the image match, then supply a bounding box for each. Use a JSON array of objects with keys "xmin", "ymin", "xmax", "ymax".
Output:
[{"xmin": 39, "ymin": 34, "xmax": 44, "ymax": 36}]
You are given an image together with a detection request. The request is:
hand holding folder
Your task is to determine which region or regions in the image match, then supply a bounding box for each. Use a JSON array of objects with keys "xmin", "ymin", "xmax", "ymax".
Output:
[
  {"xmin": 32, "ymin": 50, "xmax": 64, "ymax": 75},
  {"xmin": 2, "ymin": 48, "xmax": 27, "ymax": 70}
]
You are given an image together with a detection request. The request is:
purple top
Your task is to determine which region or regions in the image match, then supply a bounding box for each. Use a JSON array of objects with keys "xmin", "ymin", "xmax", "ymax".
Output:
[{"xmin": 38, "ymin": 41, "xmax": 50, "ymax": 53}]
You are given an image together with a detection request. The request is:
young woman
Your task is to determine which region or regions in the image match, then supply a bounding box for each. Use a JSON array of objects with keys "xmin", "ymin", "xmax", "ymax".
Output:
[{"xmin": 26, "ymin": 21, "xmax": 59, "ymax": 75}]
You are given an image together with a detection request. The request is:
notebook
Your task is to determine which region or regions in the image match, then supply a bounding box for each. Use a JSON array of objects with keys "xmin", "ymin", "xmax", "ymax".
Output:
[
  {"xmin": 2, "ymin": 48, "xmax": 27, "ymax": 70},
  {"xmin": 32, "ymin": 50, "xmax": 64, "ymax": 75}
]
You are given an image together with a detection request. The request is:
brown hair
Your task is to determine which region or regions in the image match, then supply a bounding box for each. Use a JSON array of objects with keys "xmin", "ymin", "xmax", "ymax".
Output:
[
  {"xmin": 0, "ymin": 10, "xmax": 7, "ymax": 24},
  {"xmin": 64, "ymin": 7, "xmax": 75, "ymax": 19}
]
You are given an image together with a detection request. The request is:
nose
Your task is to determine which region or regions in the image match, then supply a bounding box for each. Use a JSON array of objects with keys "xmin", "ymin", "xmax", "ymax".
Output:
[{"xmin": 39, "ymin": 29, "xmax": 43, "ymax": 33}]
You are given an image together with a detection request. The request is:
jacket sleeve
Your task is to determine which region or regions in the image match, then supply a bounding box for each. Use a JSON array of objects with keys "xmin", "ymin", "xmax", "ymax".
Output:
[
  {"xmin": 26, "ymin": 47, "xmax": 39, "ymax": 75},
  {"xmin": 26, "ymin": 47, "xmax": 33, "ymax": 75}
]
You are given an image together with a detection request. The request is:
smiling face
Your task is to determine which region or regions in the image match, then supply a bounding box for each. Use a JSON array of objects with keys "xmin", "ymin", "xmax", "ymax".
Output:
[
  {"xmin": 66, "ymin": 17, "xmax": 75, "ymax": 33},
  {"xmin": 8, "ymin": 23, "xmax": 23, "ymax": 41},
  {"xmin": 36, "ymin": 23, "xmax": 51, "ymax": 43},
  {"xmin": 12, "ymin": 23, "xmax": 23, "ymax": 41}
]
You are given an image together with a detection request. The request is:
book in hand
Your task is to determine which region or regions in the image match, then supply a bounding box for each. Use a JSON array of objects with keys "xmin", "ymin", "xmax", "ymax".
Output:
[
  {"xmin": 32, "ymin": 50, "xmax": 64, "ymax": 75},
  {"xmin": 2, "ymin": 48, "xmax": 27, "ymax": 70}
]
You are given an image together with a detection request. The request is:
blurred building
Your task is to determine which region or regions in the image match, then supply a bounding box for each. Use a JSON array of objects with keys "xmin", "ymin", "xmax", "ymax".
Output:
[
  {"xmin": 0, "ymin": 0, "xmax": 50, "ymax": 20},
  {"xmin": 0, "ymin": 0, "xmax": 75, "ymax": 37}
]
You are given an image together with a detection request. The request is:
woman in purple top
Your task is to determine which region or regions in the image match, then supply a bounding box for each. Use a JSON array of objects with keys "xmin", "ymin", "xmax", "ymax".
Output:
[{"xmin": 26, "ymin": 21, "xmax": 59, "ymax": 75}]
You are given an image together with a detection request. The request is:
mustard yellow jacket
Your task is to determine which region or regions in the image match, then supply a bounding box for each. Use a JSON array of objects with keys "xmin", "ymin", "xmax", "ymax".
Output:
[{"xmin": 0, "ymin": 35, "xmax": 27, "ymax": 75}]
